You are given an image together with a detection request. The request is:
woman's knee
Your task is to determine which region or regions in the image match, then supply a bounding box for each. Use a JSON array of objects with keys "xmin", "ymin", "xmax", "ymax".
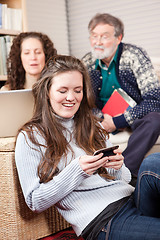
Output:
[{"xmin": 139, "ymin": 152, "xmax": 160, "ymax": 174}]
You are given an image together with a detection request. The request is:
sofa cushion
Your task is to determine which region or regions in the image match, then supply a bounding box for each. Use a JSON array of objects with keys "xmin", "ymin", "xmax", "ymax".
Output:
[{"xmin": 109, "ymin": 131, "xmax": 160, "ymax": 145}]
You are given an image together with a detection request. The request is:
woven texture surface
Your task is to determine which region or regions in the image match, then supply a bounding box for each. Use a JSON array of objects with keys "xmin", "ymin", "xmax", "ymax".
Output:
[
  {"xmin": 0, "ymin": 136, "xmax": 16, "ymax": 151},
  {"xmin": 0, "ymin": 137, "xmax": 70, "ymax": 240}
]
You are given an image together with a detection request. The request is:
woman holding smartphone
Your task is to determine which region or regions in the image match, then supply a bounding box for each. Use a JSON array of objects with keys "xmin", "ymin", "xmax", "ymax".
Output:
[{"xmin": 15, "ymin": 55, "xmax": 160, "ymax": 240}]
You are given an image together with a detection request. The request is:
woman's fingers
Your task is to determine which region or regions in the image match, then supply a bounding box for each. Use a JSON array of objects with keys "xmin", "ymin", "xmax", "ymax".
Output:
[
  {"xmin": 103, "ymin": 159, "xmax": 123, "ymax": 170},
  {"xmin": 79, "ymin": 149, "xmax": 124, "ymax": 175},
  {"xmin": 104, "ymin": 152, "xmax": 124, "ymax": 170},
  {"xmin": 79, "ymin": 153, "xmax": 109, "ymax": 175}
]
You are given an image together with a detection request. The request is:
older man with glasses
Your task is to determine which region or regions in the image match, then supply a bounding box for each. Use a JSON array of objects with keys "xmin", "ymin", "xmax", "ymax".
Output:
[{"xmin": 82, "ymin": 13, "xmax": 160, "ymax": 185}]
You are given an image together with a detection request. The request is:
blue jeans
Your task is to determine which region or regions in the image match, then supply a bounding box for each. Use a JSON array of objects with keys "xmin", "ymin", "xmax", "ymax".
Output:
[{"xmin": 97, "ymin": 153, "xmax": 160, "ymax": 240}]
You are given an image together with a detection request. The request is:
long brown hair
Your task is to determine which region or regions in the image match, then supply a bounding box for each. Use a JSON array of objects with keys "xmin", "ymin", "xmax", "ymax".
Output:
[
  {"xmin": 20, "ymin": 55, "xmax": 109, "ymax": 182},
  {"xmin": 6, "ymin": 31, "xmax": 57, "ymax": 90}
]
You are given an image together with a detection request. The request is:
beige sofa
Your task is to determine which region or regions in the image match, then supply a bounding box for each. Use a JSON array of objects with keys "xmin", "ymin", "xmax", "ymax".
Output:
[
  {"xmin": 109, "ymin": 130, "xmax": 160, "ymax": 156},
  {"xmin": 109, "ymin": 57, "xmax": 160, "ymax": 155}
]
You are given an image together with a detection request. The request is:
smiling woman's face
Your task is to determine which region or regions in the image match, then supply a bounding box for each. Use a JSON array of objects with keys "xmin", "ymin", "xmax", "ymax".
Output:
[{"xmin": 49, "ymin": 70, "xmax": 83, "ymax": 119}]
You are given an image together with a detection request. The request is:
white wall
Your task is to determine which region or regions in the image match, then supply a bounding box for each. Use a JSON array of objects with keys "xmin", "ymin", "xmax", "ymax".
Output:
[
  {"xmin": 25, "ymin": 0, "xmax": 69, "ymax": 55},
  {"xmin": 67, "ymin": 0, "xmax": 160, "ymax": 59},
  {"xmin": 25, "ymin": 0, "xmax": 160, "ymax": 61}
]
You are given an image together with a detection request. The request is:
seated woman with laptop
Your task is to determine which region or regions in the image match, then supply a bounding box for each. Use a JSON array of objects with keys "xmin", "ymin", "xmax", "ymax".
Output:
[{"xmin": 0, "ymin": 31, "xmax": 57, "ymax": 91}]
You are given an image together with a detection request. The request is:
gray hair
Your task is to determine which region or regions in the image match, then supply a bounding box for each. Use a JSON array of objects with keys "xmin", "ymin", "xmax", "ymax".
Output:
[{"xmin": 88, "ymin": 13, "xmax": 124, "ymax": 39}]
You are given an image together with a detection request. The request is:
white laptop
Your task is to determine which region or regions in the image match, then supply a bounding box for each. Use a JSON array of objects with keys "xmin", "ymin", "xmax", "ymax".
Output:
[{"xmin": 0, "ymin": 89, "xmax": 34, "ymax": 138}]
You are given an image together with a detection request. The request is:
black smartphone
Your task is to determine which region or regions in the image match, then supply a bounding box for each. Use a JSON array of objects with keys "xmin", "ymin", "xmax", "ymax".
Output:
[{"xmin": 93, "ymin": 145, "xmax": 119, "ymax": 157}]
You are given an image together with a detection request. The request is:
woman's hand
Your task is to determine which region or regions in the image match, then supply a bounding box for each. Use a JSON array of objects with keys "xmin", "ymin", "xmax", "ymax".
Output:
[
  {"xmin": 103, "ymin": 147, "xmax": 124, "ymax": 170},
  {"xmin": 79, "ymin": 153, "xmax": 109, "ymax": 175},
  {"xmin": 79, "ymin": 147, "xmax": 124, "ymax": 175}
]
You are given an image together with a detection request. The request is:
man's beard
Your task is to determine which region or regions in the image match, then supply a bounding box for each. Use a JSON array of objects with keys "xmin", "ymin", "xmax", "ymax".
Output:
[{"xmin": 91, "ymin": 44, "xmax": 117, "ymax": 60}]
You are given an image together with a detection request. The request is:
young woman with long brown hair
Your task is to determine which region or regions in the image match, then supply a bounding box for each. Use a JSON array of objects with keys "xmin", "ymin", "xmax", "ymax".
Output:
[{"xmin": 15, "ymin": 55, "xmax": 160, "ymax": 240}]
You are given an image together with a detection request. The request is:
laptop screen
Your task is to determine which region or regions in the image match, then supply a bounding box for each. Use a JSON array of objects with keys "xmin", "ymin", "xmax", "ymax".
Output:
[{"xmin": 0, "ymin": 89, "xmax": 34, "ymax": 138}]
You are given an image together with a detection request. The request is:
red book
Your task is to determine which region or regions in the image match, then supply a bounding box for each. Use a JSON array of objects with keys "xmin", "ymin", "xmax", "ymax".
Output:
[{"xmin": 102, "ymin": 88, "xmax": 136, "ymax": 117}]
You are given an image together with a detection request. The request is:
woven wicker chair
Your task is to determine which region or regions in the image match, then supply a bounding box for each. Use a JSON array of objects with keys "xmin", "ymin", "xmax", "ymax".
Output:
[{"xmin": 0, "ymin": 137, "xmax": 70, "ymax": 240}]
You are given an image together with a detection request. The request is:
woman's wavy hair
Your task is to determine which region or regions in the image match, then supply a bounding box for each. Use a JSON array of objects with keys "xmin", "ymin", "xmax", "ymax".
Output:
[
  {"xmin": 6, "ymin": 31, "xmax": 57, "ymax": 90},
  {"xmin": 20, "ymin": 55, "xmax": 109, "ymax": 183}
]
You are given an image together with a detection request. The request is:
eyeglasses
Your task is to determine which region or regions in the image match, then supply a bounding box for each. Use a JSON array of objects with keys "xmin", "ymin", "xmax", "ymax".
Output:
[{"xmin": 90, "ymin": 34, "xmax": 115, "ymax": 43}]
